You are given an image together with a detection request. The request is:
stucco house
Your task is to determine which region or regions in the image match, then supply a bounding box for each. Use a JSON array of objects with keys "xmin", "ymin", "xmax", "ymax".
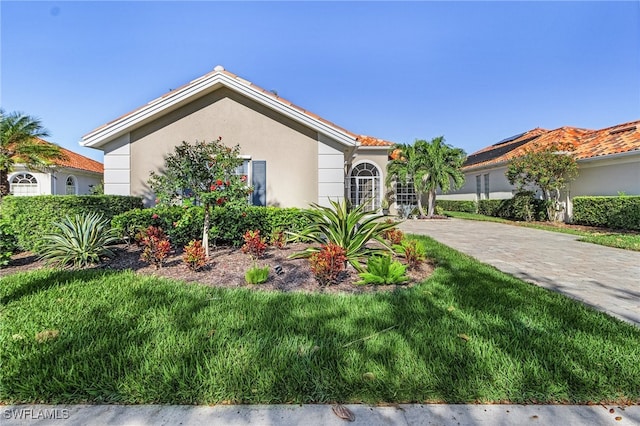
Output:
[
  {"xmin": 9, "ymin": 141, "xmax": 103, "ymax": 196},
  {"xmin": 439, "ymin": 120, "xmax": 640, "ymax": 221},
  {"xmin": 81, "ymin": 65, "xmax": 393, "ymax": 211}
]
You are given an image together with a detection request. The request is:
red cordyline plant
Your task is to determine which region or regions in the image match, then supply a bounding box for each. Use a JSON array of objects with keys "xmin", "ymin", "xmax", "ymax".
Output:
[
  {"xmin": 309, "ymin": 243, "xmax": 347, "ymax": 286},
  {"xmin": 270, "ymin": 229, "xmax": 287, "ymax": 249},
  {"xmin": 140, "ymin": 226, "xmax": 171, "ymax": 268},
  {"xmin": 241, "ymin": 229, "xmax": 268, "ymax": 259},
  {"xmin": 183, "ymin": 240, "xmax": 207, "ymax": 271}
]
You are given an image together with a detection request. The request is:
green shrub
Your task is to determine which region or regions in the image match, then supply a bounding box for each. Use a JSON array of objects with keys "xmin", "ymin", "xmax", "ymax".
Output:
[
  {"xmin": 573, "ymin": 196, "xmax": 640, "ymax": 230},
  {"xmin": 0, "ymin": 220, "xmax": 17, "ymax": 267},
  {"xmin": 245, "ymin": 264, "xmax": 270, "ymax": 284},
  {"xmin": 357, "ymin": 254, "xmax": 409, "ymax": 285},
  {"xmin": 288, "ymin": 198, "xmax": 396, "ymax": 272},
  {"xmin": 1, "ymin": 195, "xmax": 142, "ymax": 251},
  {"xmin": 477, "ymin": 192, "xmax": 546, "ymax": 222},
  {"xmin": 112, "ymin": 205, "xmax": 311, "ymax": 248},
  {"xmin": 436, "ymin": 199, "xmax": 477, "ymax": 213},
  {"xmin": 477, "ymin": 199, "xmax": 504, "ymax": 217},
  {"xmin": 38, "ymin": 213, "xmax": 120, "ymax": 268}
]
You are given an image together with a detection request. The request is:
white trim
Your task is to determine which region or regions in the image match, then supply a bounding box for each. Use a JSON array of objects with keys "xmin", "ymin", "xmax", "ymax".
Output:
[
  {"xmin": 81, "ymin": 71, "xmax": 357, "ymax": 149},
  {"xmin": 348, "ymin": 160, "xmax": 383, "ymax": 211}
]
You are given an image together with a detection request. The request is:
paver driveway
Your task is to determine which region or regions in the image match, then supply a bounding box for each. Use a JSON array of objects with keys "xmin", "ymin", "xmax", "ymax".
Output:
[{"xmin": 398, "ymin": 218, "xmax": 640, "ymax": 326}]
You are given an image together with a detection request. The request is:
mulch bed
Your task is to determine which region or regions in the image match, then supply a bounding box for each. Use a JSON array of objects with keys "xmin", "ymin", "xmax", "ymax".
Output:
[{"xmin": 0, "ymin": 243, "xmax": 434, "ymax": 294}]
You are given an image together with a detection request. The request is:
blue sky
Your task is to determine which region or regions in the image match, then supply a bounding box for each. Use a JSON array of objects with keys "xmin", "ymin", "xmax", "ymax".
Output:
[{"xmin": 2, "ymin": 1, "xmax": 639, "ymax": 162}]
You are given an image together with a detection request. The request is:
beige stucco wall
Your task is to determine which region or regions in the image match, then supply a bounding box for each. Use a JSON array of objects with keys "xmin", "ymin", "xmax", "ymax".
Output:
[
  {"xmin": 438, "ymin": 165, "xmax": 514, "ymax": 201},
  {"xmin": 128, "ymin": 88, "xmax": 320, "ymax": 207}
]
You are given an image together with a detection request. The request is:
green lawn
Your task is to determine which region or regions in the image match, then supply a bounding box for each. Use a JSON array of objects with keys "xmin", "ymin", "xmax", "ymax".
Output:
[
  {"xmin": 1, "ymin": 236, "xmax": 639, "ymax": 405},
  {"xmin": 445, "ymin": 211, "xmax": 640, "ymax": 251}
]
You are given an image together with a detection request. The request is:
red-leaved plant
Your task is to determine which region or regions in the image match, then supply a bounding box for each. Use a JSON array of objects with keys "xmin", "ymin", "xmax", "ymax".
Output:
[
  {"xmin": 384, "ymin": 228, "xmax": 404, "ymax": 245},
  {"xmin": 241, "ymin": 229, "xmax": 268, "ymax": 259},
  {"xmin": 139, "ymin": 226, "xmax": 171, "ymax": 268},
  {"xmin": 309, "ymin": 243, "xmax": 347, "ymax": 286},
  {"xmin": 270, "ymin": 229, "xmax": 287, "ymax": 249},
  {"xmin": 183, "ymin": 240, "xmax": 207, "ymax": 271}
]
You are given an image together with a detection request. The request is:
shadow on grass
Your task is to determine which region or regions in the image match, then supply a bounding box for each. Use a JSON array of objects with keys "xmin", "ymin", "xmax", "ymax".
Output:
[{"xmin": 1, "ymin": 238, "xmax": 639, "ymax": 405}]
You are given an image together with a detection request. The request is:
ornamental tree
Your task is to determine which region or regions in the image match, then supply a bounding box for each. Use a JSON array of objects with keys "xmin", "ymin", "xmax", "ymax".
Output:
[
  {"xmin": 148, "ymin": 138, "xmax": 252, "ymax": 257},
  {"xmin": 505, "ymin": 143, "xmax": 578, "ymax": 222}
]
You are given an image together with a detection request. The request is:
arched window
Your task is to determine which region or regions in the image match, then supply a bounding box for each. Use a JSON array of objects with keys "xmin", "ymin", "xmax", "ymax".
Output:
[
  {"xmin": 65, "ymin": 176, "xmax": 77, "ymax": 195},
  {"xmin": 349, "ymin": 162, "xmax": 381, "ymax": 212},
  {"xmin": 10, "ymin": 173, "xmax": 39, "ymax": 196}
]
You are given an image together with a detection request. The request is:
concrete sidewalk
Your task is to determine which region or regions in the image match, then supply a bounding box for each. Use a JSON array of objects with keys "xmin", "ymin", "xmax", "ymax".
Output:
[
  {"xmin": 2, "ymin": 403, "xmax": 639, "ymax": 425},
  {"xmin": 398, "ymin": 218, "xmax": 640, "ymax": 326}
]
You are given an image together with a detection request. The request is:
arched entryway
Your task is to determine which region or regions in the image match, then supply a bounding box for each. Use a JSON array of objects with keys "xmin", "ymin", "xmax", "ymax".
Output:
[{"xmin": 349, "ymin": 161, "xmax": 381, "ymax": 212}]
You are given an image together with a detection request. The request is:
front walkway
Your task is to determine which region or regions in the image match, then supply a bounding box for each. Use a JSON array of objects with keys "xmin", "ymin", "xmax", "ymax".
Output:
[{"xmin": 398, "ymin": 218, "xmax": 640, "ymax": 326}]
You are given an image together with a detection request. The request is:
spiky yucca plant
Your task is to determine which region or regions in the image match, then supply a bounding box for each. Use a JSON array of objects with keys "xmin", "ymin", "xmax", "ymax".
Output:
[
  {"xmin": 39, "ymin": 212, "xmax": 120, "ymax": 268},
  {"xmin": 288, "ymin": 198, "xmax": 396, "ymax": 272}
]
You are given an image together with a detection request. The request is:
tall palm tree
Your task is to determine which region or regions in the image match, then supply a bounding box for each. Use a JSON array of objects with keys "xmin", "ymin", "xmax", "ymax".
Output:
[
  {"xmin": 386, "ymin": 137, "xmax": 466, "ymax": 217},
  {"xmin": 0, "ymin": 109, "xmax": 65, "ymax": 196}
]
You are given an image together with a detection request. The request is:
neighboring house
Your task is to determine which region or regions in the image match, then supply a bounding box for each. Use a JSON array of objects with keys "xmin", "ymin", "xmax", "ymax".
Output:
[
  {"xmin": 9, "ymin": 140, "xmax": 104, "ymax": 196},
  {"xmin": 440, "ymin": 120, "xmax": 640, "ymax": 221},
  {"xmin": 81, "ymin": 65, "xmax": 393, "ymax": 211}
]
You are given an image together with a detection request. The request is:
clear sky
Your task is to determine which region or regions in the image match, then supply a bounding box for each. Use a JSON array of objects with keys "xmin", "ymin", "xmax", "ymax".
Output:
[{"xmin": 2, "ymin": 1, "xmax": 639, "ymax": 162}]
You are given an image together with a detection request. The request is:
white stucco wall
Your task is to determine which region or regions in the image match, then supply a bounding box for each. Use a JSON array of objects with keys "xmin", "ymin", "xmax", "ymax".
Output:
[{"xmin": 569, "ymin": 154, "xmax": 640, "ymax": 197}]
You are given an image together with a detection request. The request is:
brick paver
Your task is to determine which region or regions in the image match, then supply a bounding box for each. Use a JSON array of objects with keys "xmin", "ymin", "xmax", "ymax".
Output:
[{"xmin": 398, "ymin": 218, "xmax": 640, "ymax": 326}]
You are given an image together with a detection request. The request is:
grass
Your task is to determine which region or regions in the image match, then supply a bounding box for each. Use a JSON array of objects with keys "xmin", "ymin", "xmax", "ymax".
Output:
[
  {"xmin": 445, "ymin": 211, "xmax": 640, "ymax": 251},
  {"xmin": 1, "ymin": 235, "xmax": 639, "ymax": 405}
]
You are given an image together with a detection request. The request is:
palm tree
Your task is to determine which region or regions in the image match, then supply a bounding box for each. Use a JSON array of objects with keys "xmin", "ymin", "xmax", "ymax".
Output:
[
  {"xmin": 0, "ymin": 109, "xmax": 65, "ymax": 196},
  {"xmin": 386, "ymin": 137, "xmax": 466, "ymax": 217}
]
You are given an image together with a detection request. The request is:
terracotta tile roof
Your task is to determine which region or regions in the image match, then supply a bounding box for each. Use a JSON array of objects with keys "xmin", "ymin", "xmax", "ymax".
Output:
[
  {"xmin": 463, "ymin": 120, "xmax": 640, "ymax": 170},
  {"xmin": 573, "ymin": 119, "xmax": 640, "ymax": 160},
  {"xmin": 357, "ymin": 135, "xmax": 395, "ymax": 147},
  {"xmin": 35, "ymin": 139, "xmax": 104, "ymax": 174}
]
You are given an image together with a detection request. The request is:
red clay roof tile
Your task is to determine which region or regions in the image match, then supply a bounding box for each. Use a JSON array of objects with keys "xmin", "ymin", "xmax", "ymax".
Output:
[{"xmin": 463, "ymin": 120, "xmax": 639, "ymax": 170}]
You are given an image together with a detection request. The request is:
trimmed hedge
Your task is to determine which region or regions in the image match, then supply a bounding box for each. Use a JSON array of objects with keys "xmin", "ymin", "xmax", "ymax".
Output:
[
  {"xmin": 478, "ymin": 192, "xmax": 547, "ymax": 222},
  {"xmin": 572, "ymin": 196, "xmax": 640, "ymax": 231},
  {"xmin": 111, "ymin": 205, "xmax": 312, "ymax": 247},
  {"xmin": 436, "ymin": 200, "xmax": 477, "ymax": 213},
  {"xmin": 0, "ymin": 195, "xmax": 143, "ymax": 251}
]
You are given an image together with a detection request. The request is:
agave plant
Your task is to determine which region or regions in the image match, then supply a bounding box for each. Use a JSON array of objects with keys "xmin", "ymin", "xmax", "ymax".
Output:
[
  {"xmin": 38, "ymin": 212, "xmax": 120, "ymax": 268},
  {"xmin": 288, "ymin": 198, "xmax": 396, "ymax": 271}
]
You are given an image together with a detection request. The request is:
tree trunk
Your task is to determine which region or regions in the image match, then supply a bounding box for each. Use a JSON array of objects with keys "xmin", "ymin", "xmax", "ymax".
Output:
[
  {"xmin": 0, "ymin": 169, "xmax": 9, "ymax": 197},
  {"xmin": 202, "ymin": 203, "xmax": 211, "ymax": 258},
  {"xmin": 427, "ymin": 190, "xmax": 436, "ymax": 217},
  {"xmin": 416, "ymin": 194, "xmax": 426, "ymax": 217}
]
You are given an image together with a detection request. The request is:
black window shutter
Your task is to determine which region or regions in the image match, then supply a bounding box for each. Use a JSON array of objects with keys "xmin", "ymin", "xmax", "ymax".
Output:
[{"xmin": 251, "ymin": 160, "xmax": 266, "ymax": 206}]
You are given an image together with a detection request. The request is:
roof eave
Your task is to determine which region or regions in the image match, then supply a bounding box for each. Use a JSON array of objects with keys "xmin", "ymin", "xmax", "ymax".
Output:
[{"xmin": 81, "ymin": 72, "xmax": 357, "ymax": 149}]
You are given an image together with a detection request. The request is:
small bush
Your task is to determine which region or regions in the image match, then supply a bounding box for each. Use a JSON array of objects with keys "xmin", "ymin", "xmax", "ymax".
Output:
[
  {"xmin": 573, "ymin": 196, "xmax": 640, "ymax": 231},
  {"xmin": 241, "ymin": 229, "xmax": 268, "ymax": 259},
  {"xmin": 245, "ymin": 264, "xmax": 270, "ymax": 284},
  {"xmin": 309, "ymin": 243, "xmax": 347, "ymax": 286},
  {"xmin": 384, "ymin": 228, "xmax": 404, "ymax": 245},
  {"xmin": 357, "ymin": 254, "xmax": 409, "ymax": 285},
  {"xmin": 139, "ymin": 226, "xmax": 171, "ymax": 268},
  {"xmin": 478, "ymin": 192, "xmax": 546, "ymax": 222},
  {"xmin": 270, "ymin": 229, "xmax": 287, "ymax": 249},
  {"xmin": 1, "ymin": 195, "xmax": 142, "ymax": 251},
  {"xmin": 38, "ymin": 212, "xmax": 119, "ymax": 268},
  {"xmin": 436, "ymin": 200, "xmax": 477, "ymax": 213},
  {"xmin": 183, "ymin": 240, "xmax": 207, "ymax": 271},
  {"xmin": 394, "ymin": 239, "xmax": 426, "ymax": 269}
]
